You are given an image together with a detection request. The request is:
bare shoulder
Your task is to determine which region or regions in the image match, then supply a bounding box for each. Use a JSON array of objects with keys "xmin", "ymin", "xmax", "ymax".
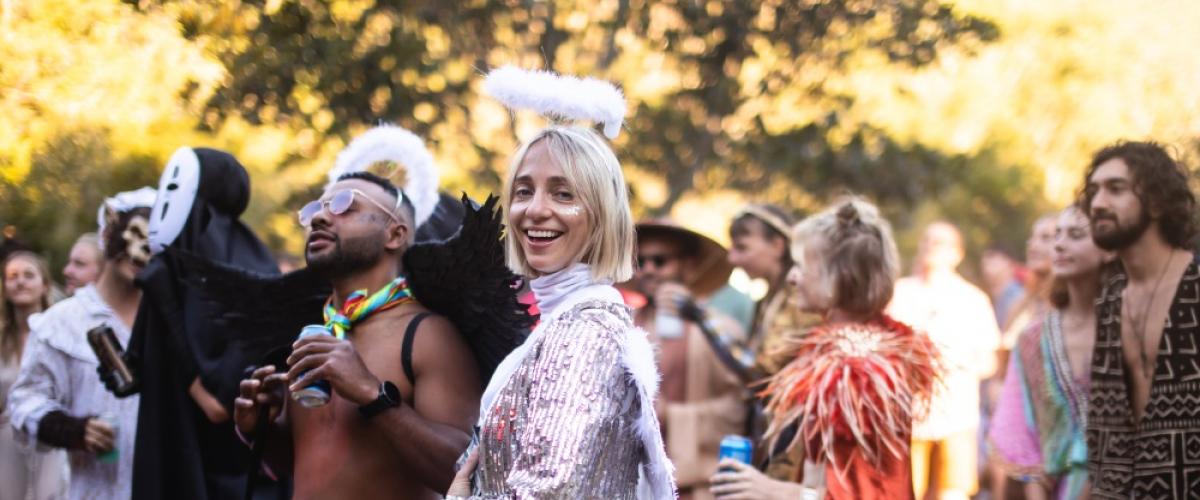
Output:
[
  {"xmin": 361, "ymin": 305, "xmax": 463, "ymax": 350},
  {"xmin": 407, "ymin": 312, "xmax": 478, "ymax": 377},
  {"xmin": 408, "ymin": 313, "xmax": 464, "ymax": 353},
  {"xmin": 355, "ymin": 305, "xmax": 426, "ymax": 342}
]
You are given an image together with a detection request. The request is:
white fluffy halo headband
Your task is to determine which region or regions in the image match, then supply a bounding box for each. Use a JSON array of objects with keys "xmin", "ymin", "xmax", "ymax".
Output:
[
  {"xmin": 483, "ymin": 65, "xmax": 627, "ymax": 139},
  {"xmin": 326, "ymin": 124, "xmax": 440, "ymax": 227}
]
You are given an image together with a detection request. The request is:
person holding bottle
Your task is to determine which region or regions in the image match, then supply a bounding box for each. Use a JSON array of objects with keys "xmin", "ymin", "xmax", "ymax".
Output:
[
  {"xmin": 632, "ymin": 220, "xmax": 747, "ymax": 499},
  {"xmin": 7, "ymin": 188, "xmax": 156, "ymax": 500}
]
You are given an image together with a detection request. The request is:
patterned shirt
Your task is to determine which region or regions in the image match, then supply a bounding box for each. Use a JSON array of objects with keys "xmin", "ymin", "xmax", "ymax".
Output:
[{"xmin": 1088, "ymin": 255, "xmax": 1200, "ymax": 499}]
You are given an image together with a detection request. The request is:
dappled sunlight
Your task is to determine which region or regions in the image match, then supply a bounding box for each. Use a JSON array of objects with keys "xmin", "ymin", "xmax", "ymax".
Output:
[{"xmin": 2, "ymin": 0, "xmax": 1198, "ymax": 270}]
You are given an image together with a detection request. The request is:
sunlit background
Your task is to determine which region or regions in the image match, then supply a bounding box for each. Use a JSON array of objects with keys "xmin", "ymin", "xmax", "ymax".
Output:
[{"xmin": 3, "ymin": 0, "xmax": 1199, "ymax": 282}]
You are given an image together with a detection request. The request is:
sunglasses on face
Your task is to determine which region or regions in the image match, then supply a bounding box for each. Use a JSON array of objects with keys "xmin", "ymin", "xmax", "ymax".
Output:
[
  {"xmin": 297, "ymin": 189, "xmax": 403, "ymax": 227},
  {"xmin": 637, "ymin": 254, "xmax": 676, "ymax": 269}
]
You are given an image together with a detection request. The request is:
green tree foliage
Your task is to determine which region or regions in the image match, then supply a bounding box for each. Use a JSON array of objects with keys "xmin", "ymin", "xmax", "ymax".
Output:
[
  {"xmin": 157, "ymin": 1, "xmax": 997, "ymax": 210},
  {"xmin": 5, "ymin": 0, "xmax": 1199, "ymax": 282},
  {"xmin": 0, "ymin": 0, "xmax": 222, "ymax": 268},
  {"xmin": 129, "ymin": 0, "xmax": 1002, "ymax": 254}
]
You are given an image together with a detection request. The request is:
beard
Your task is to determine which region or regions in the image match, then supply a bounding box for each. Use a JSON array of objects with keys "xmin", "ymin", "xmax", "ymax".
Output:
[
  {"xmin": 305, "ymin": 232, "xmax": 385, "ymax": 278},
  {"xmin": 1091, "ymin": 209, "xmax": 1152, "ymax": 251}
]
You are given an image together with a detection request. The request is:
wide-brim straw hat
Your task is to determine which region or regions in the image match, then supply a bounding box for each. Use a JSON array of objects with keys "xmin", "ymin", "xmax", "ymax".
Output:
[{"xmin": 634, "ymin": 220, "xmax": 734, "ymax": 298}]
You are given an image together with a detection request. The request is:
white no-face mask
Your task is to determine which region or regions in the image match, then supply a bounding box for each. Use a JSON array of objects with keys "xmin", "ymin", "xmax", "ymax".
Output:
[{"xmin": 148, "ymin": 147, "xmax": 201, "ymax": 254}]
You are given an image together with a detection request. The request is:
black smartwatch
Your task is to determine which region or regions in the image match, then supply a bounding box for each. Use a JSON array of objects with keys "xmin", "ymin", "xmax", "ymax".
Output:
[{"xmin": 358, "ymin": 381, "xmax": 401, "ymax": 419}]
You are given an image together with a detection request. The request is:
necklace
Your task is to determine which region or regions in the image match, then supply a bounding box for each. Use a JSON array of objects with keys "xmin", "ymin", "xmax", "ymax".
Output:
[{"xmin": 1123, "ymin": 251, "xmax": 1174, "ymax": 378}]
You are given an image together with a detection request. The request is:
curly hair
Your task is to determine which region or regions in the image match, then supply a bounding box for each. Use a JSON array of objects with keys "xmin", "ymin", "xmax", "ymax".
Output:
[{"xmin": 1078, "ymin": 140, "xmax": 1197, "ymax": 249}]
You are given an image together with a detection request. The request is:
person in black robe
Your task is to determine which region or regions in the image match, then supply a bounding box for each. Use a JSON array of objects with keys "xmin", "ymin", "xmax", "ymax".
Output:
[{"xmin": 117, "ymin": 147, "xmax": 283, "ymax": 500}]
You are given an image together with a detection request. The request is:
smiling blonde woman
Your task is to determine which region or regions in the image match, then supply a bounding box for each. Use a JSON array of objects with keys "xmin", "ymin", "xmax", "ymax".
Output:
[{"xmin": 447, "ymin": 125, "xmax": 675, "ymax": 499}]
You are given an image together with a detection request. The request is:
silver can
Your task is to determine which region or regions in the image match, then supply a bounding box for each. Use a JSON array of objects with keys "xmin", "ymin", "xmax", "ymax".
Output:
[{"xmin": 291, "ymin": 324, "xmax": 332, "ymax": 408}]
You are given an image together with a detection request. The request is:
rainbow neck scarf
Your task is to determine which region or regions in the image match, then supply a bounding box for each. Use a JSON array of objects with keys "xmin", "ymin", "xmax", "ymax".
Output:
[{"xmin": 322, "ymin": 276, "xmax": 415, "ymax": 339}]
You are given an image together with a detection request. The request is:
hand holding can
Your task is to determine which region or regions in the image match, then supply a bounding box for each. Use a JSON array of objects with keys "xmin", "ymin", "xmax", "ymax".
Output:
[
  {"xmin": 291, "ymin": 325, "xmax": 333, "ymax": 408},
  {"xmin": 718, "ymin": 434, "xmax": 753, "ymax": 471}
]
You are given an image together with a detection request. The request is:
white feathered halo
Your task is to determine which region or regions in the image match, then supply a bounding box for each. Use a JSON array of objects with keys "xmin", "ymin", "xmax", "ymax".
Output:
[
  {"xmin": 326, "ymin": 124, "xmax": 440, "ymax": 227},
  {"xmin": 483, "ymin": 65, "xmax": 627, "ymax": 139}
]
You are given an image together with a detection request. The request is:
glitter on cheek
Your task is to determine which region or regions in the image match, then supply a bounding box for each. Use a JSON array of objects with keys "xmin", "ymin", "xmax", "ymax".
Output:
[{"xmin": 555, "ymin": 205, "xmax": 583, "ymax": 218}]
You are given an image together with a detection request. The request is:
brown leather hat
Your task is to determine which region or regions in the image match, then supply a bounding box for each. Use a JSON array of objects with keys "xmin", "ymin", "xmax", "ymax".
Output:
[{"xmin": 634, "ymin": 219, "xmax": 734, "ymax": 297}]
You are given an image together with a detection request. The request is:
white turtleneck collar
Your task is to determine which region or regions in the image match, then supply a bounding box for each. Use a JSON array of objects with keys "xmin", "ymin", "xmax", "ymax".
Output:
[{"xmin": 529, "ymin": 263, "xmax": 613, "ymax": 319}]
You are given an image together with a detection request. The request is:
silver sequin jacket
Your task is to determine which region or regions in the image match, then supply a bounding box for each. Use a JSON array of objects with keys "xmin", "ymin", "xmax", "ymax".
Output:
[{"xmin": 468, "ymin": 300, "xmax": 674, "ymax": 499}]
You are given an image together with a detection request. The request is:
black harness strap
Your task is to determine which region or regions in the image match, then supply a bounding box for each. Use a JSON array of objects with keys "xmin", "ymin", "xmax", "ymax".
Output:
[{"xmin": 402, "ymin": 312, "xmax": 431, "ymax": 388}]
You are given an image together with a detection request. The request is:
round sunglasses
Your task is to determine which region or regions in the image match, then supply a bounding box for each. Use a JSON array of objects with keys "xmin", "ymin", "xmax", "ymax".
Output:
[{"xmin": 297, "ymin": 188, "xmax": 403, "ymax": 227}]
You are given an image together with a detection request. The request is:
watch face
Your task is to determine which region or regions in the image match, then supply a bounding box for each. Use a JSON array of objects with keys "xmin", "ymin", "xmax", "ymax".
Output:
[
  {"xmin": 148, "ymin": 147, "xmax": 201, "ymax": 254},
  {"xmin": 383, "ymin": 381, "xmax": 401, "ymax": 405}
]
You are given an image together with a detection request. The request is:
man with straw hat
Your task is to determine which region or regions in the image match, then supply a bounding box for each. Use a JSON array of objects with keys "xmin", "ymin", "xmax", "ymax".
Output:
[{"xmin": 630, "ymin": 220, "xmax": 748, "ymax": 500}]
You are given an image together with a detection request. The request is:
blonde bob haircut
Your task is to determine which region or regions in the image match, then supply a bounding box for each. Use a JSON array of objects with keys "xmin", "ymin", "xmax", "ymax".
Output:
[
  {"xmin": 791, "ymin": 196, "xmax": 900, "ymax": 317},
  {"xmin": 502, "ymin": 125, "xmax": 635, "ymax": 283}
]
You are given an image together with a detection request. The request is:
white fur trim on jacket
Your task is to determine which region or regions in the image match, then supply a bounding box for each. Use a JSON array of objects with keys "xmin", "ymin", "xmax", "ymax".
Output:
[{"xmin": 623, "ymin": 324, "xmax": 678, "ymax": 499}]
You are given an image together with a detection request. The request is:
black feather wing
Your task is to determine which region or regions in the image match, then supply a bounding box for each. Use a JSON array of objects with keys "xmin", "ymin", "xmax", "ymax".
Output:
[
  {"xmin": 167, "ymin": 247, "xmax": 330, "ymax": 367},
  {"xmin": 403, "ymin": 194, "xmax": 535, "ymax": 385}
]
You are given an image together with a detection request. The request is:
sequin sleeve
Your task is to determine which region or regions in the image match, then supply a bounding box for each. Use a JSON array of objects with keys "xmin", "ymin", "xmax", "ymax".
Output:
[{"xmin": 492, "ymin": 307, "xmax": 640, "ymax": 498}]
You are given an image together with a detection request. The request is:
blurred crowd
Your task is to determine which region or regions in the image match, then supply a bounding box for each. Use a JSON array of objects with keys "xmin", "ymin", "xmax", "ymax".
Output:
[{"xmin": 2, "ymin": 138, "xmax": 1198, "ymax": 500}]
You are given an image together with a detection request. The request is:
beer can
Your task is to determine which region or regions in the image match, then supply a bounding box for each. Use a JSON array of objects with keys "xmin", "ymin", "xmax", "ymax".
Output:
[
  {"xmin": 87, "ymin": 325, "xmax": 137, "ymax": 396},
  {"xmin": 291, "ymin": 325, "xmax": 332, "ymax": 408},
  {"xmin": 718, "ymin": 434, "xmax": 753, "ymax": 465}
]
